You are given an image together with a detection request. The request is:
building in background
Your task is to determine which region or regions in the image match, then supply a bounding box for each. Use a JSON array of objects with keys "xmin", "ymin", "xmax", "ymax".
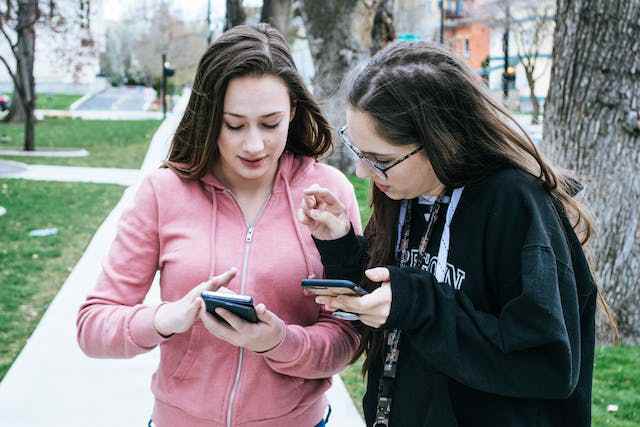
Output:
[{"xmin": 393, "ymin": 0, "xmax": 553, "ymax": 113}]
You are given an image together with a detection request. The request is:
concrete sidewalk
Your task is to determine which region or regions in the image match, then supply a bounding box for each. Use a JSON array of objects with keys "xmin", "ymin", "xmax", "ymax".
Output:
[
  {"xmin": 0, "ymin": 91, "xmax": 364, "ymax": 426},
  {"xmin": 0, "ymin": 163, "xmax": 140, "ymax": 186}
]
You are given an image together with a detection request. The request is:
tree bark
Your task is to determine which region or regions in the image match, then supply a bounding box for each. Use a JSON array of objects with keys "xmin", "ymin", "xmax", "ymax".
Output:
[
  {"xmin": 260, "ymin": 0, "xmax": 291, "ymax": 37},
  {"xmin": 524, "ymin": 70, "xmax": 540, "ymax": 125},
  {"xmin": 299, "ymin": 0, "xmax": 370, "ymax": 172},
  {"xmin": 371, "ymin": 0, "xmax": 395, "ymax": 55},
  {"xmin": 9, "ymin": 0, "xmax": 38, "ymax": 151},
  {"xmin": 225, "ymin": 0, "xmax": 246, "ymax": 31},
  {"xmin": 543, "ymin": 0, "xmax": 640, "ymax": 341}
]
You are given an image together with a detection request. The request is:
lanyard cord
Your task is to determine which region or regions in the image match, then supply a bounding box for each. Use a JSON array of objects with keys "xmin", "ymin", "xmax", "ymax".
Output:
[{"xmin": 373, "ymin": 198, "xmax": 443, "ymax": 427}]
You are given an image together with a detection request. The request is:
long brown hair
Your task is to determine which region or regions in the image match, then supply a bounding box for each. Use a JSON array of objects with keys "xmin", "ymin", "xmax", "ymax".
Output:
[
  {"xmin": 164, "ymin": 24, "xmax": 332, "ymax": 178},
  {"xmin": 346, "ymin": 41, "xmax": 616, "ymax": 374}
]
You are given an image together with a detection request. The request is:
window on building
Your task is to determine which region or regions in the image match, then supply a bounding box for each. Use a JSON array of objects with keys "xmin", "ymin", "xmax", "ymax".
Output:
[{"xmin": 464, "ymin": 38, "xmax": 470, "ymax": 58}]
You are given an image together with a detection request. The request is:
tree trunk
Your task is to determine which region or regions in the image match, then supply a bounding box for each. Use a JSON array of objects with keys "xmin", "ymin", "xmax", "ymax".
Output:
[
  {"xmin": 261, "ymin": 0, "xmax": 291, "ymax": 37},
  {"xmin": 371, "ymin": 0, "xmax": 396, "ymax": 55},
  {"xmin": 543, "ymin": 0, "xmax": 640, "ymax": 342},
  {"xmin": 225, "ymin": 0, "xmax": 246, "ymax": 31},
  {"xmin": 299, "ymin": 0, "xmax": 369, "ymax": 172},
  {"xmin": 12, "ymin": 0, "xmax": 38, "ymax": 151},
  {"xmin": 525, "ymin": 70, "xmax": 540, "ymax": 125}
]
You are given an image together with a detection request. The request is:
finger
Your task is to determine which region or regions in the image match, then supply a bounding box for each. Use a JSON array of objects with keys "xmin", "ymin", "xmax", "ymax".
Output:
[
  {"xmin": 333, "ymin": 295, "xmax": 365, "ymax": 313},
  {"xmin": 365, "ymin": 267, "xmax": 391, "ymax": 283},
  {"xmin": 303, "ymin": 194, "xmax": 317, "ymax": 210},
  {"xmin": 297, "ymin": 208, "xmax": 314, "ymax": 225},
  {"xmin": 217, "ymin": 286, "xmax": 236, "ymax": 295},
  {"xmin": 200, "ymin": 307, "xmax": 234, "ymax": 339},
  {"xmin": 254, "ymin": 303, "xmax": 275, "ymax": 324},
  {"xmin": 207, "ymin": 268, "xmax": 238, "ymax": 290},
  {"xmin": 307, "ymin": 208, "xmax": 343, "ymax": 230},
  {"xmin": 307, "ymin": 188, "xmax": 346, "ymax": 213},
  {"xmin": 214, "ymin": 308, "xmax": 245, "ymax": 331}
]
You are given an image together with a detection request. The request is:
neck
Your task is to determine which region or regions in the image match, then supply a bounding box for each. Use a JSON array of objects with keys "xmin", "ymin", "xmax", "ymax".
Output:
[{"xmin": 213, "ymin": 161, "xmax": 279, "ymax": 199}]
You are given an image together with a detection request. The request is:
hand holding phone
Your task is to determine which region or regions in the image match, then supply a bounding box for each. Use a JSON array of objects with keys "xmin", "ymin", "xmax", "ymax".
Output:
[
  {"xmin": 301, "ymin": 278, "xmax": 368, "ymax": 321},
  {"xmin": 201, "ymin": 291, "xmax": 258, "ymax": 324}
]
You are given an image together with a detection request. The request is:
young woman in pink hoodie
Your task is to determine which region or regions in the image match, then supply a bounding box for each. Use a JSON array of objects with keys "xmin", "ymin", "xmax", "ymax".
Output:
[{"xmin": 76, "ymin": 24, "xmax": 362, "ymax": 427}]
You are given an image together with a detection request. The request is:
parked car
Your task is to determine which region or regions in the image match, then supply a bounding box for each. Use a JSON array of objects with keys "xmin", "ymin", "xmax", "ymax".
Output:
[{"xmin": 0, "ymin": 94, "xmax": 10, "ymax": 111}]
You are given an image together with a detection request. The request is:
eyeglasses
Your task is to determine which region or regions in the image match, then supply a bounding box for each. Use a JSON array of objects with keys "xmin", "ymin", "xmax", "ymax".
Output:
[{"xmin": 338, "ymin": 126, "xmax": 423, "ymax": 180}]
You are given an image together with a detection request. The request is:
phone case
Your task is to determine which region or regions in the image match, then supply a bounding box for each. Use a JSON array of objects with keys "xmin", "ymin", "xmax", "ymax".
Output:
[
  {"xmin": 201, "ymin": 293, "xmax": 259, "ymax": 323},
  {"xmin": 301, "ymin": 278, "xmax": 368, "ymax": 296}
]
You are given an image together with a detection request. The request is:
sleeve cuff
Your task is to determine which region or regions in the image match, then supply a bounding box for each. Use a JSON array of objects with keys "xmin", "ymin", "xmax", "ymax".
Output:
[
  {"xmin": 128, "ymin": 304, "xmax": 173, "ymax": 349},
  {"xmin": 313, "ymin": 225, "xmax": 361, "ymax": 266},
  {"xmin": 259, "ymin": 324, "xmax": 305, "ymax": 362},
  {"xmin": 383, "ymin": 266, "xmax": 416, "ymax": 330}
]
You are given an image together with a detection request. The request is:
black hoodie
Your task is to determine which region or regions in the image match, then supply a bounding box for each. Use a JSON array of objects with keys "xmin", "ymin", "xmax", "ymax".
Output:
[{"xmin": 314, "ymin": 168, "xmax": 596, "ymax": 427}]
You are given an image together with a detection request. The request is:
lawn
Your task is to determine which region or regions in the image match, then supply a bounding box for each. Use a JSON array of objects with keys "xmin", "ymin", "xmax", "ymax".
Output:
[
  {"xmin": 36, "ymin": 93, "xmax": 82, "ymax": 110},
  {"xmin": 342, "ymin": 175, "xmax": 640, "ymax": 425},
  {"xmin": 0, "ymin": 179, "xmax": 124, "ymax": 381},
  {"xmin": 3, "ymin": 93, "xmax": 81, "ymax": 110},
  {"xmin": 0, "ymin": 118, "xmax": 160, "ymax": 168}
]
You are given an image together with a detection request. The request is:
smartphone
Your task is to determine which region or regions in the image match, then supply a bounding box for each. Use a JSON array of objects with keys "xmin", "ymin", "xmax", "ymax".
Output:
[
  {"xmin": 201, "ymin": 291, "xmax": 259, "ymax": 323},
  {"xmin": 301, "ymin": 278, "xmax": 369, "ymax": 296},
  {"xmin": 301, "ymin": 279, "xmax": 368, "ymax": 321}
]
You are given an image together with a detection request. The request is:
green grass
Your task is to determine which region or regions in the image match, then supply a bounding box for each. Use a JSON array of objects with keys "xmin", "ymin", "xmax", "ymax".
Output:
[
  {"xmin": 0, "ymin": 179, "xmax": 124, "ymax": 381},
  {"xmin": 342, "ymin": 175, "xmax": 640, "ymax": 425},
  {"xmin": 348, "ymin": 175, "xmax": 372, "ymax": 224},
  {"xmin": 0, "ymin": 118, "xmax": 160, "ymax": 168},
  {"xmin": 3, "ymin": 93, "xmax": 81, "ymax": 110},
  {"xmin": 592, "ymin": 346, "xmax": 640, "ymax": 426},
  {"xmin": 36, "ymin": 93, "xmax": 82, "ymax": 110}
]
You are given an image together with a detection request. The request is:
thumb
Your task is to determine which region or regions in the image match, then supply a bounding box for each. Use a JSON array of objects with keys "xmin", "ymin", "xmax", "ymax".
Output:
[
  {"xmin": 206, "ymin": 268, "xmax": 238, "ymax": 290},
  {"xmin": 255, "ymin": 303, "xmax": 276, "ymax": 324},
  {"xmin": 365, "ymin": 267, "xmax": 390, "ymax": 283}
]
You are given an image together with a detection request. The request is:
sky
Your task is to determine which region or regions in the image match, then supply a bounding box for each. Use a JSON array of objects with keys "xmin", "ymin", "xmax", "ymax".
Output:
[{"xmin": 103, "ymin": 0, "xmax": 262, "ymax": 22}]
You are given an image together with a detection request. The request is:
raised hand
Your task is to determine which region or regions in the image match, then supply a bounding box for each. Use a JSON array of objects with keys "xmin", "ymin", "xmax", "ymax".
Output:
[
  {"xmin": 314, "ymin": 267, "xmax": 392, "ymax": 328},
  {"xmin": 298, "ymin": 184, "xmax": 351, "ymax": 240}
]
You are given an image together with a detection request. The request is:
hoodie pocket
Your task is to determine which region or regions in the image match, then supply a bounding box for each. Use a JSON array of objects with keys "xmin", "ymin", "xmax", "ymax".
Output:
[{"xmin": 170, "ymin": 323, "xmax": 202, "ymax": 380}]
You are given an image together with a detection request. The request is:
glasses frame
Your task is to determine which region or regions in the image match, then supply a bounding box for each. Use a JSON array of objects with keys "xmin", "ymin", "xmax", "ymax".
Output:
[{"xmin": 338, "ymin": 126, "xmax": 423, "ymax": 180}]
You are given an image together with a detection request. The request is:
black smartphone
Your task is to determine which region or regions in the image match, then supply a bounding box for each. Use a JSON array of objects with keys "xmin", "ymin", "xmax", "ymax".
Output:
[
  {"xmin": 301, "ymin": 278, "xmax": 368, "ymax": 296},
  {"xmin": 301, "ymin": 279, "xmax": 368, "ymax": 321},
  {"xmin": 201, "ymin": 291, "xmax": 259, "ymax": 323}
]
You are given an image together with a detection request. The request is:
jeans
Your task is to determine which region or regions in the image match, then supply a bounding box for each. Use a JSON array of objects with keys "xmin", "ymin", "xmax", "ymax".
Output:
[{"xmin": 149, "ymin": 405, "xmax": 331, "ymax": 427}]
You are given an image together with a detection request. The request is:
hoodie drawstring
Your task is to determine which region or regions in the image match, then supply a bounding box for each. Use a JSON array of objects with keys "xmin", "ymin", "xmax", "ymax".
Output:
[
  {"xmin": 282, "ymin": 175, "xmax": 316, "ymax": 279},
  {"xmin": 207, "ymin": 187, "xmax": 218, "ymax": 279}
]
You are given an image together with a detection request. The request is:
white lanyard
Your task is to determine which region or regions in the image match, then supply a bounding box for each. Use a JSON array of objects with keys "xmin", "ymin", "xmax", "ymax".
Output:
[{"xmin": 396, "ymin": 187, "xmax": 464, "ymax": 283}]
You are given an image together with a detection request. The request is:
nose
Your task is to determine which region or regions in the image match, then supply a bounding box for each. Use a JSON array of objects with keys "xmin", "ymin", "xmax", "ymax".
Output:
[
  {"xmin": 243, "ymin": 126, "xmax": 265, "ymax": 154},
  {"xmin": 354, "ymin": 160, "xmax": 371, "ymax": 179}
]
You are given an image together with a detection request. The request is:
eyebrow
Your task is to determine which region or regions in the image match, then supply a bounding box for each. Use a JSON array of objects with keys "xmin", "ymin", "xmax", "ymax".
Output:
[{"xmin": 223, "ymin": 111, "xmax": 285, "ymax": 118}]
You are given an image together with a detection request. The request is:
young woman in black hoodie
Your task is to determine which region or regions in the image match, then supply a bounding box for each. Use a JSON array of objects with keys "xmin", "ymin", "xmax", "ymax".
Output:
[{"xmin": 298, "ymin": 42, "xmax": 614, "ymax": 427}]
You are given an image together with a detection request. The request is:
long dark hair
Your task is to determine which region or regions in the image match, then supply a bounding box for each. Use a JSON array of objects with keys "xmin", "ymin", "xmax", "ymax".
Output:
[
  {"xmin": 164, "ymin": 24, "xmax": 332, "ymax": 178},
  {"xmin": 346, "ymin": 41, "xmax": 616, "ymax": 374}
]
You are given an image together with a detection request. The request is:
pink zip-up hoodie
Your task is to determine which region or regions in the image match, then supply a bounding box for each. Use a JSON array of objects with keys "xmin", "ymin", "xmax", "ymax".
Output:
[{"xmin": 76, "ymin": 153, "xmax": 362, "ymax": 427}]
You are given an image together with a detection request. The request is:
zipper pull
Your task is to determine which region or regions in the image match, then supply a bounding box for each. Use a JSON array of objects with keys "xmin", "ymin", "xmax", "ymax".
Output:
[{"xmin": 246, "ymin": 226, "xmax": 254, "ymax": 242}]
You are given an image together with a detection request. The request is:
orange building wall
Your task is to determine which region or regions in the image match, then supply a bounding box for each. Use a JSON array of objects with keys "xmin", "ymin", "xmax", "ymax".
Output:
[{"xmin": 445, "ymin": 21, "xmax": 491, "ymax": 70}]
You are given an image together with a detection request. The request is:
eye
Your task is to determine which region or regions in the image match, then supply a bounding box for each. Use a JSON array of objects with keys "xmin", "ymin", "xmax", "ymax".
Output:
[
  {"xmin": 262, "ymin": 121, "xmax": 281, "ymax": 129},
  {"xmin": 225, "ymin": 122, "xmax": 243, "ymax": 131},
  {"xmin": 368, "ymin": 155, "xmax": 391, "ymax": 165}
]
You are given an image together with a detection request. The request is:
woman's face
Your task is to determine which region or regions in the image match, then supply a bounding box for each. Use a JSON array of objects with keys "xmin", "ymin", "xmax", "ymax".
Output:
[
  {"xmin": 346, "ymin": 108, "xmax": 444, "ymax": 200},
  {"xmin": 216, "ymin": 74, "xmax": 294, "ymax": 188}
]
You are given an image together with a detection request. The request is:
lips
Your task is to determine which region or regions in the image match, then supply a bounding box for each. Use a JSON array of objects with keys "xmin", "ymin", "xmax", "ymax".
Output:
[{"xmin": 239, "ymin": 156, "xmax": 267, "ymax": 169}]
